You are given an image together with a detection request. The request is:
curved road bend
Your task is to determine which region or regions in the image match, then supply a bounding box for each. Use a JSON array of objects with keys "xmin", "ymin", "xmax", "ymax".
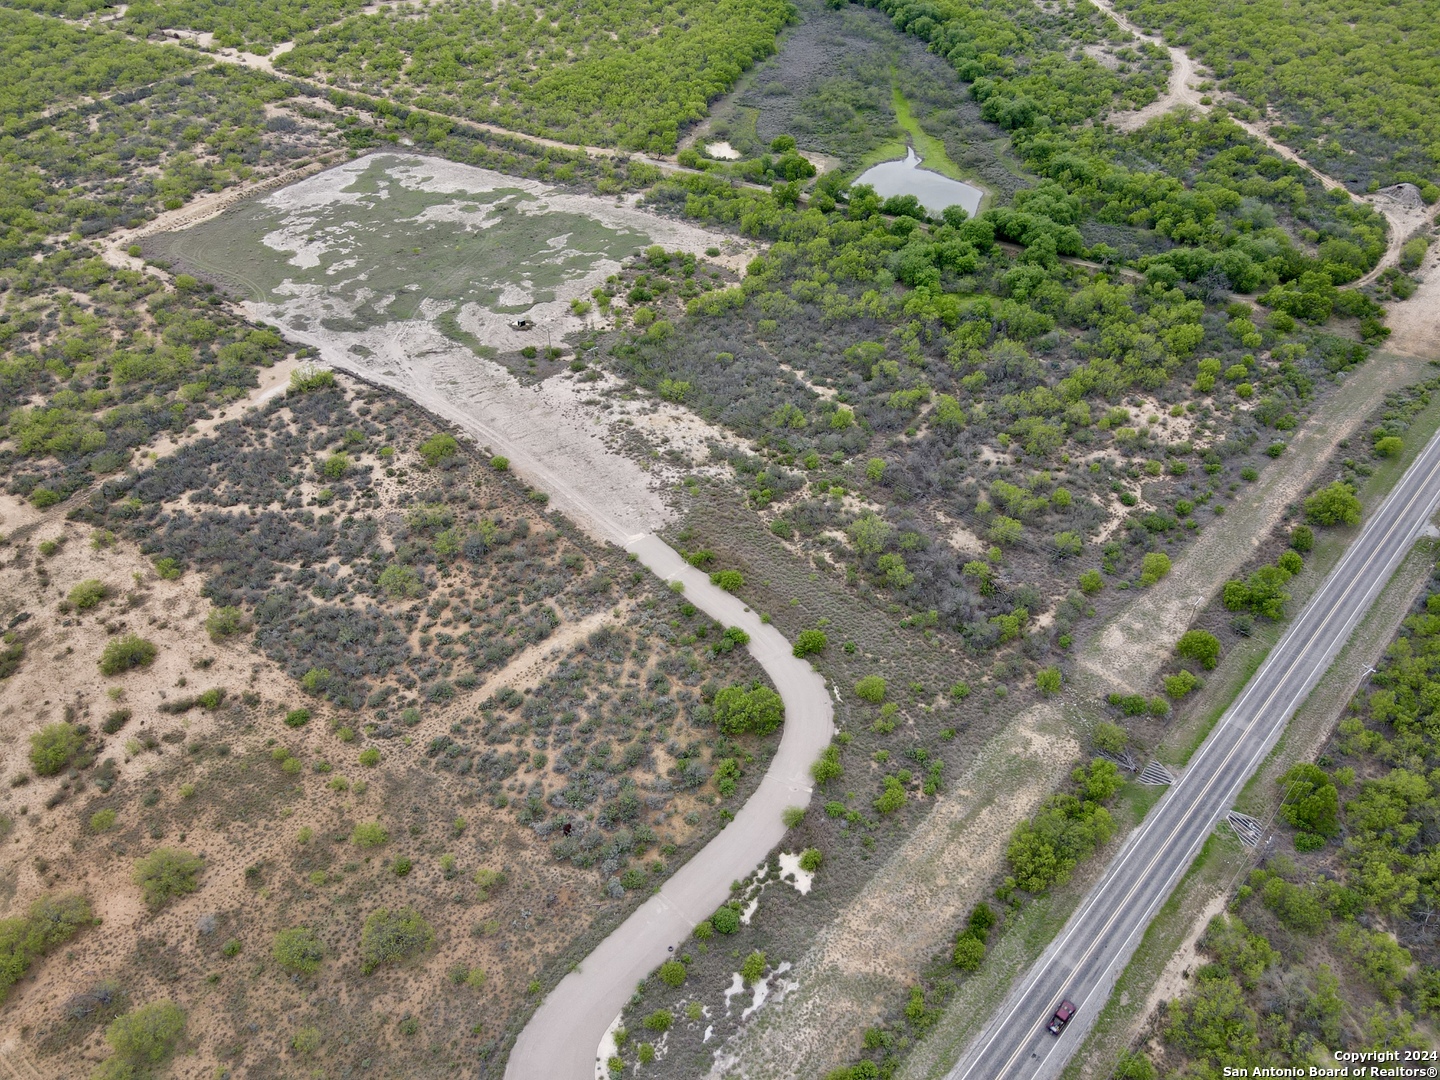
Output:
[
  {"xmin": 947, "ymin": 425, "xmax": 1440, "ymax": 1080},
  {"xmin": 320, "ymin": 363, "xmax": 836, "ymax": 1078},
  {"xmin": 507, "ymin": 535, "xmax": 834, "ymax": 1080}
]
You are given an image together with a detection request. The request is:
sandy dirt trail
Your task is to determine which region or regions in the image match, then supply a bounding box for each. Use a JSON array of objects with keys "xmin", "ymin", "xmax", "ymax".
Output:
[{"xmin": 1090, "ymin": 0, "xmax": 1438, "ymax": 294}]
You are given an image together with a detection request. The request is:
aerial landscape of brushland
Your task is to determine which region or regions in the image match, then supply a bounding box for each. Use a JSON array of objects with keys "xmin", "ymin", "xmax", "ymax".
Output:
[{"xmin": 0, "ymin": 0, "xmax": 1437, "ymax": 1075}]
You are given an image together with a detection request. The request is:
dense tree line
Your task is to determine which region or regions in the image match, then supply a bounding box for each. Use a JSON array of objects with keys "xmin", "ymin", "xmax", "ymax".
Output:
[
  {"xmin": 1115, "ymin": 0, "xmax": 1440, "ymax": 186},
  {"xmin": 614, "ymin": 156, "xmax": 1379, "ymax": 651},
  {"xmin": 276, "ymin": 0, "xmax": 798, "ymax": 152},
  {"xmin": 0, "ymin": 9, "xmax": 195, "ymax": 133},
  {"xmin": 122, "ymin": 0, "xmax": 371, "ymax": 51}
]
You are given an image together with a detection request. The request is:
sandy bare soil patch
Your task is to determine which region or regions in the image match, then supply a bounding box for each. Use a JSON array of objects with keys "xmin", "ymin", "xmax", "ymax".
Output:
[
  {"xmin": 148, "ymin": 152, "xmax": 759, "ymax": 545},
  {"xmin": 1385, "ymin": 237, "xmax": 1440, "ymax": 361}
]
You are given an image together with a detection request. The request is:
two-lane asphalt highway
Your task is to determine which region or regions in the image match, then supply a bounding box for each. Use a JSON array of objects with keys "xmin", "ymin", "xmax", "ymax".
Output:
[{"xmin": 947, "ymin": 424, "xmax": 1440, "ymax": 1080}]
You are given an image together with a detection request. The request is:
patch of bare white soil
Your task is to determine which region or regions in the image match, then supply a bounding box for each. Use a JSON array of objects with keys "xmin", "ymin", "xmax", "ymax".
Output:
[
  {"xmin": 242, "ymin": 155, "xmax": 756, "ymax": 545},
  {"xmin": 1385, "ymin": 231, "xmax": 1440, "ymax": 360},
  {"xmin": 703, "ymin": 704, "xmax": 1077, "ymax": 1080}
]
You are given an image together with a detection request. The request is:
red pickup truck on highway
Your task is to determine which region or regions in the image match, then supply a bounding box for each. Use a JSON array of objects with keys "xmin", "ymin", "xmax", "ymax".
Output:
[{"xmin": 1047, "ymin": 1000, "xmax": 1076, "ymax": 1035}]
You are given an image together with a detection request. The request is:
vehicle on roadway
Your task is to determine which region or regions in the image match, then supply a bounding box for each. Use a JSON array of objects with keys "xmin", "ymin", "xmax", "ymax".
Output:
[{"xmin": 1046, "ymin": 1000, "xmax": 1076, "ymax": 1036}]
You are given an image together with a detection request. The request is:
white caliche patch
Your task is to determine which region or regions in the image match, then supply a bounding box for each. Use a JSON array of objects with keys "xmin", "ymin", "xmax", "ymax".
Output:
[
  {"xmin": 594, "ymin": 1011, "xmax": 624, "ymax": 1080},
  {"xmin": 721, "ymin": 971, "xmax": 746, "ymax": 1013},
  {"xmin": 742, "ymin": 960, "xmax": 796, "ymax": 1020},
  {"xmin": 776, "ymin": 851, "xmax": 814, "ymax": 895}
]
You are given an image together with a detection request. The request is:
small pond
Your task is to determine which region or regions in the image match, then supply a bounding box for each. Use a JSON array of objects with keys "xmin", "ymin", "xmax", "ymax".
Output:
[{"xmin": 853, "ymin": 147, "xmax": 983, "ymax": 217}]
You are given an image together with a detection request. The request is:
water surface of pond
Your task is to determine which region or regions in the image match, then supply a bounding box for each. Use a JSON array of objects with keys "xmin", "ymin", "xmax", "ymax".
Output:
[{"xmin": 854, "ymin": 147, "xmax": 983, "ymax": 217}]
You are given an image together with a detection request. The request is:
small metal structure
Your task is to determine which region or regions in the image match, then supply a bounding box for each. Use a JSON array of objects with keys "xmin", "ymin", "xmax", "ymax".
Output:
[
  {"xmin": 1137, "ymin": 761, "xmax": 1177, "ymax": 786},
  {"xmin": 509, "ymin": 318, "xmax": 534, "ymax": 331},
  {"xmin": 1226, "ymin": 811, "xmax": 1265, "ymax": 847}
]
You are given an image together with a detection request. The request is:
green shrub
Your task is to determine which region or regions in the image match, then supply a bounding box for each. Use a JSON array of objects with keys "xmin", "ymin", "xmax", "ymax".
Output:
[
  {"xmin": 740, "ymin": 950, "xmax": 767, "ymax": 984},
  {"xmin": 798, "ymin": 848, "xmax": 823, "ymax": 872},
  {"xmin": 711, "ymin": 905, "xmax": 740, "ymax": 934},
  {"xmin": 854, "ymin": 676, "xmax": 887, "ymax": 703},
  {"xmin": 359, "ymin": 907, "xmax": 435, "ymax": 973},
  {"xmin": 104, "ymin": 1000, "xmax": 186, "ymax": 1064},
  {"xmin": 272, "ymin": 927, "xmax": 325, "ymax": 974},
  {"xmin": 1277, "ymin": 763, "xmax": 1339, "ymax": 836},
  {"xmin": 288, "ymin": 366, "xmax": 335, "ymax": 393},
  {"xmin": 658, "ymin": 960, "xmax": 687, "ymax": 987},
  {"xmin": 875, "ymin": 775, "xmax": 907, "ymax": 815},
  {"xmin": 1290, "ymin": 525, "xmax": 1314, "ymax": 552},
  {"xmin": 1176, "ymin": 629, "xmax": 1221, "ymax": 670},
  {"xmin": 1093, "ymin": 721, "xmax": 1128, "ymax": 755},
  {"xmin": 712, "ymin": 684, "xmax": 784, "ymax": 736},
  {"xmin": 284, "ymin": 708, "xmax": 311, "ymax": 728},
  {"xmin": 418, "ymin": 432, "xmax": 459, "ymax": 466},
  {"xmin": 358, "ymin": 748, "xmax": 381, "ymax": 767},
  {"xmin": 1304, "ymin": 481, "xmax": 1361, "ymax": 526},
  {"xmin": 782, "ymin": 806, "xmax": 805, "ymax": 828},
  {"xmin": 322, "ymin": 452, "xmax": 349, "ymax": 478},
  {"xmin": 792, "ymin": 629, "xmax": 828, "ymax": 657},
  {"xmin": 1165, "ymin": 670, "xmax": 1202, "ymax": 699},
  {"xmin": 90, "ymin": 809, "xmax": 118, "ymax": 832},
  {"xmin": 205, "ymin": 606, "xmax": 249, "ymax": 642},
  {"xmin": 132, "ymin": 848, "xmax": 203, "ymax": 908},
  {"xmin": 811, "ymin": 745, "xmax": 843, "ymax": 785},
  {"xmin": 1035, "ymin": 667, "xmax": 1061, "ymax": 695},
  {"xmin": 1374, "ymin": 435, "xmax": 1403, "ymax": 458},
  {"xmin": 379, "ymin": 564, "xmax": 422, "ymax": 598},
  {"xmin": 99, "ymin": 635, "xmax": 157, "ymax": 676},
  {"xmin": 709, "ymin": 569, "xmax": 744, "ymax": 592},
  {"xmin": 29, "ymin": 722, "xmax": 81, "ymax": 776},
  {"xmin": 68, "ymin": 579, "xmax": 109, "ymax": 611},
  {"xmin": 292, "ymin": 1027, "xmax": 321, "ymax": 1054},
  {"xmin": 490, "ymin": 455, "xmax": 509, "ymax": 470},
  {"xmin": 643, "ymin": 1009, "xmax": 673, "ymax": 1032},
  {"xmin": 351, "ymin": 821, "xmax": 388, "ymax": 848},
  {"xmin": 1139, "ymin": 552, "xmax": 1172, "ymax": 586},
  {"xmin": 953, "ymin": 935, "xmax": 985, "ymax": 971}
]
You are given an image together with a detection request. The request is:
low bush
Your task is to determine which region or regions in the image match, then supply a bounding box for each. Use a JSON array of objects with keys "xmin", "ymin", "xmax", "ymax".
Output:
[
  {"xmin": 99, "ymin": 635, "xmax": 157, "ymax": 676},
  {"xmin": 712, "ymin": 684, "xmax": 784, "ymax": 735},
  {"xmin": 854, "ymin": 675, "xmax": 887, "ymax": 703},
  {"xmin": 132, "ymin": 848, "xmax": 203, "ymax": 908},
  {"xmin": 351, "ymin": 821, "xmax": 388, "ymax": 848},
  {"xmin": 1304, "ymin": 481, "xmax": 1361, "ymax": 526},
  {"xmin": 658, "ymin": 960, "xmax": 687, "ymax": 987},
  {"xmin": 418, "ymin": 432, "xmax": 459, "ymax": 466},
  {"xmin": 1175, "ymin": 629, "xmax": 1221, "ymax": 670},
  {"xmin": 792, "ymin": 629, "xmax": 828, "ymax": 657},
  {"xmin": 740, "ymin": 951, "xmax": 767, "ymax": 984},
  {"xmin": 360, "ymin": 907, "xmax": 435, "ymax": 973},
  {"xmin": 709, "ymin": 569, "xmax": 744, "ymax": 592},
  {"xmin": 104, "ymin": 1000, "xmax": 186, "ymax": 1065},
  {"xmin": 272, "ymin": 927, "xmax": 325, "ymax": 974},
  {"xmin": 205, "ymin": 606, "xmax": 249, "ymax": 642},
  {"xmin": 68, "ymin": 579, "xmax": 109, "ymax": 611},
  {"xmin": 29, "ymin": 722, "xmax": 81, "ymax": 776}
]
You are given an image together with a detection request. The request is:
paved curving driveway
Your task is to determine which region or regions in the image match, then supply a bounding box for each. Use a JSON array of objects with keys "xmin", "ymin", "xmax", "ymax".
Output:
[{"xmin": 504, "ymin": 534, "xmax": 835, "ymax": 1080}]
